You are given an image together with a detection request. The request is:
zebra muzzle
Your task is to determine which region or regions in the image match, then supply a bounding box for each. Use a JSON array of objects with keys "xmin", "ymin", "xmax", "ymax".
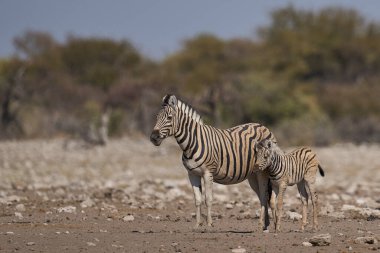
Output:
[{"xmin": 150, "ymin": 130, "xmax": 162, "ymax": 146}]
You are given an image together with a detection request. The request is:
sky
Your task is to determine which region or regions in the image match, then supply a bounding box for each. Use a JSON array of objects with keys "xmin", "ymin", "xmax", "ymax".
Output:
[{"xmin": 1, "ymin": 0, "xmax": 380, "ymax": 60}]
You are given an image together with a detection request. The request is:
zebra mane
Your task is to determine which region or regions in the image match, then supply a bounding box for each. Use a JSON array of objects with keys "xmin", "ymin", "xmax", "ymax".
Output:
[{"xmin": 177, "ymin": 100, "xmax": 203, "ymax": 125}]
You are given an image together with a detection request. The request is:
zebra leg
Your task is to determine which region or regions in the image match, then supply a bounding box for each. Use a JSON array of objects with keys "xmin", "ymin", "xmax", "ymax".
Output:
[
  {"xmin": 275, "ymin": 183, "xmax": 287, "ymax": 233},
  {"xmin": 297, "ymin": 181, "xmax": 308, "ymax": 231},
  {"xmin": 271, "ymin": 184, "xmax": 279, "ymax": 230},
  {"xmin": 268, "ymin": 182, "xmax": 278, "ymax": 223},
  {"xmin": 188, "ymin": 173, "xmax": 202, "ymax": 228},
  {"xmin": 305, "ymin": 179, "xmax": 318, "ymax": 231},
  {"xmin": 248, "ymin": 171, "xmax": 270, "ymax": 231},
  {"xmin": 259, "ymin": 172, "xmax": 271, "ymax": 230},
  {"xmin": 203, "ymin": 171, "xmax": 214, "ymax": 227}
]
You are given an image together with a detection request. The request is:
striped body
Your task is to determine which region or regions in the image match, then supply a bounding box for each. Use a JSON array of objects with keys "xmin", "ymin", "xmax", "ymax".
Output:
[
  {"xmin": 151, "ymin": 94, "xmax": 278, "ymax": 229},
  {"xmin": 178, "ymin": 121, "xmax": 275, "ymax": 185},
  {"xmin": 265, "ymin": 147, "xmax": 319, "ymax": 186}
]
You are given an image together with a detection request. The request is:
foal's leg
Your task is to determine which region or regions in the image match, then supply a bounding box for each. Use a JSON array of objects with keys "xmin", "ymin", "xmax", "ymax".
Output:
[
  {"xmin": 297, "ymin": 180, "xmax": 308, "ymax": 231},
  {"xmin": 305, "ymin": 178, "xmax": 319, "ymax": 231},
  {"xmin": 275, "ymin": 183, "xmax": 287, "ymax": 233}
]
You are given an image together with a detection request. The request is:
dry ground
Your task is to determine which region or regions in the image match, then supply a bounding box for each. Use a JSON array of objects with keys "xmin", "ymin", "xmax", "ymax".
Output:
[{"xmin": 0, "ymin": 136, "xmax": 380, "ymax": 252}]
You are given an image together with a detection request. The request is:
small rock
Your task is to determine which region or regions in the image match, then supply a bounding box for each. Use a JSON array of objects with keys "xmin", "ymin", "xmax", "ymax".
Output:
[
  {"xmin": 15, "ymin": 203, "xmax": 26, "ymax": 212},
  {"xmin": 80, "ymin": 198, "xmax": 95, "ymax": 208},
  {"xmin": 320, "ymin": 203, "xmax": 334, "ymax": 215},
  {"xmin": 6, "ymin": 231, "xmax": 14, "ymax": 235},
  {"xmin": 111, "ymin": 244, "xmax": 124, "ymax": 248},
  {"xmin": 328, "ymin": 211, "xmax": 345, "ymax": 219},
  {"xmin": 57, "ymin": 206, "xmax": 76, "ymax": 213},
  {"xmin": 286, "ymin": 211, "xmax": 302, "ymax": 221},
  {"xmin": 214, "ymin": 194, "xmax": 229, "ymax": 202},
  {"xmin": 7, "ymin": 195, "xmax": 21, "ymax": 202},
  {"xmin": 342, "ymin": 204, "xmax": 380, "ymax": 219},
  {"xmin": 231, "ymin": 246, "xmax": 246, "ymax": 253},
  {"xmin": 87, "ymin": 242, "xmax": 96, "ymax": 247},
  {"xmin": 123, "ymin": 215, "xmax": 134, "ymax": 222},
  {"xmin": 225, "ymin": 203, "xmax": 234, "ymax": 209},
  {"xmin": 309, "ymin": 233, "xmax": 332, "ymax": 246},
  {"xmin": 26, "ymin": 242, "xmax": 35, "ymax": 246},
  {"xmin": 14, "ymin": 212, "xmax": 23, "ymax": 219},
  {"xmin": 354, "ymin": 236, "xmax": 378, "ymax": 245},
  {"xmin": 302, "ymin": 242, "xmax": 312, "ymax": 247}
]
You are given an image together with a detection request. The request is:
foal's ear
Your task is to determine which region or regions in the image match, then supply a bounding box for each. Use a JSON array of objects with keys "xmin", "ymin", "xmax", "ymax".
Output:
[
  {"xmin": 162, "ymin": 94, "xmax": 177, "ymax": 108},
  {"xmin": 267, "ymin": 140, "xmax": 272, "ymax": 148}
]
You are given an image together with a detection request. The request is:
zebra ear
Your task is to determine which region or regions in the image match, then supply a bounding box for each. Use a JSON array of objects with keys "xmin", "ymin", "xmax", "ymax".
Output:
[{"xmin": 162, "ymin": 94, "xmax": 177, "ymax": 108}]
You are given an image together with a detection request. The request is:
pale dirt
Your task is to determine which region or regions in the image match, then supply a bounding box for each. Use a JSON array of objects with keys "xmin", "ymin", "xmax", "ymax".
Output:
[{"xmin": 0, "ymin": 137, "xmax": 380, "ymax": 252}]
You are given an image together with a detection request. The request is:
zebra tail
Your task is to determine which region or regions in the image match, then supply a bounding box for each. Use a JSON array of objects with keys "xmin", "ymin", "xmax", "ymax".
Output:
[{"xmin": 318, "ymin": 164, "xmax": 325, "ymax": 177}]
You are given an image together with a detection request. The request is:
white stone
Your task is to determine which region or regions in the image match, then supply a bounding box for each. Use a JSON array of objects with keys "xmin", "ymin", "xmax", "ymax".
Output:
[
  {"xmin": 15, "ymin": 212, "xmax": 23, "ymax": 219},
  {"xmin": 302, "ymin": 242, "xmax": 312, "ymax": 247},
  {"xmin": 26, "ymin": 242, "xmax": 35, "ymax": 246},
  {"xmin": 320, "ymin": 203, "xmax": 334, "ymax": 215},
  {"xmin": 80, "ymin": 198, "xmax": 95, "ymax": 208},
  {"xmin": 15, "ymin": 203, "xmax": 26, "ymax": 212},
  {"xmin": 123, "ymin": 215, "xmax": 135, "ymax": 222},
  {"xmin": 231, "ymin": 246, "xmax": 246, "ymax": 253},
  {"xmin": 286, "ymin": 211, "xmax": 302, "ymax": 221},
  {"xmin": 309, "ymin": 233, "xmax": 332, "ymax": 246},
  {"xmin": 225, "ymin": 203, "xmax": 234, "ymax": 209},
  {"xmin": 87, "ymin": 242, "xmax": 96, "ymax": 247},
  {"xmin": 342, "ymin": 204, "xmax": 380, "ymax": 219},
  {"xmin": 166, "ymin": 188, "xmax": 186, "ymax": 201},
  {"xmin": 57, "ymin": 206, "xmax": 76, "ymax": 213},
  {"xmin": 354, "ymin": 236, "xmax": 378, "ymax": 245}
]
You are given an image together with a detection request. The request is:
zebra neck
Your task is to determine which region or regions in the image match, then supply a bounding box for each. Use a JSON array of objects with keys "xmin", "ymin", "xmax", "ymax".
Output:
[
  {"xmin": 174, "ymin": 115, "xmax": 204, "ymax": 153},
  {"xmin": 267, "ymin": 152, "xmax": 284, "ymax": 177},
  {"xmin": 174, "ymin": 101, "xmax": 204, "ymax": 153}
]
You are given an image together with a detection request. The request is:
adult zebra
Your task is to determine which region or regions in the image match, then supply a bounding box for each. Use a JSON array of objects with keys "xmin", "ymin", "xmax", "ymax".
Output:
[{"xmin": 150, "ymin": 94, "xmax": 279, "ymax": 230}]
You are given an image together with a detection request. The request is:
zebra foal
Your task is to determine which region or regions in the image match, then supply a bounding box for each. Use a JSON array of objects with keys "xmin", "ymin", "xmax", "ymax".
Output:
[
  {"xmin": 150, "ymin": 94, "xmax": 279, "ymax": 230},
  {"xmin": 255, "ymin": 139, "xmax": 325, "ymax": 232}
]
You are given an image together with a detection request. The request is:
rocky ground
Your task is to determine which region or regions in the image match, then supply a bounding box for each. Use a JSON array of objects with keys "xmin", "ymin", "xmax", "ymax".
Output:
[{"xmin": 0, "ymin": 136, "xmax": 379, "ymax": 252}]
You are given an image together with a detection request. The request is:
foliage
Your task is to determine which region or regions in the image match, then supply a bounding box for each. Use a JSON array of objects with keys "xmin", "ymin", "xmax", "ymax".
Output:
[{"xmin": 1, "ymin": 6, "xmax": 380, "ymax": 145}]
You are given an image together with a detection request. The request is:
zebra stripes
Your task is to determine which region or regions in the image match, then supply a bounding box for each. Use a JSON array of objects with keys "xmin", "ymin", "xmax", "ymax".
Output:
[
  {"xmin": 255, "ymin": 139, "xmax": 325, "ymax": 232},
  {"xmin": 150, "ymin": 94, "xmax": 278, "ymax": 229}
]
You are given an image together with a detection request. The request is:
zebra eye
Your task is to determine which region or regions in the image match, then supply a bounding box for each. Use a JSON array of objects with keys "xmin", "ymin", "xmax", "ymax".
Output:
[{"xmin": 167, "ymin": 115, "xmax": 173, "ymax": 120}]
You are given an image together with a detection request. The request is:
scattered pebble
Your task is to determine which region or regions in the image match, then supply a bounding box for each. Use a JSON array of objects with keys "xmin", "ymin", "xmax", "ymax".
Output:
[
  {"xmin": 231, "ymin": 246, "xmax": 246, "ymax": 253},
  {"xmin": 26, "ymin": 242, "xmax": 35, "ymax": 246},
  {"xmin": 80, "ymin": 198, "xmax": 95, "ymax": 208},
  {"xmin": 309, "ymin": 233, "xmax": 331, "ymax": 246},
  {"xmin": 14, "ymin": 212, "xmax": 23, "ymax": 219},
  {"xmin": 57, "ymin": 206, "xmax": 76, "ymax": 214},
  {"xmin": 225, "ymin": 203, "xmax": 234, "ymax": 209},
  {"xmin": 286, "ymin": 211, "xmax": 302, "ymax": 221},
  {"xmin": 15, "ymin": 203, "xmax": 26, "ymax": 212},
  {"xmin": 354, "ymin": 236, "xmax": 378, "ymax": 245},
  {"xmin": 123, "ymin": 215, "xmax": 135, "ymax": 222},
  {"xmin": 302, "ymin": 242, "xmax": 312, "ymax": 247},
  {"xmin": 87, "ymin": 242, "xmax": 96, "ymax": 247}
]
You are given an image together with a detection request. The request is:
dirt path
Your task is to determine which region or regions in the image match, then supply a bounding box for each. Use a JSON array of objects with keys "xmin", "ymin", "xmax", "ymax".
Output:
[{"xmin": 0, "ymin": 138, "xmax": 380, "ymax": 252}]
